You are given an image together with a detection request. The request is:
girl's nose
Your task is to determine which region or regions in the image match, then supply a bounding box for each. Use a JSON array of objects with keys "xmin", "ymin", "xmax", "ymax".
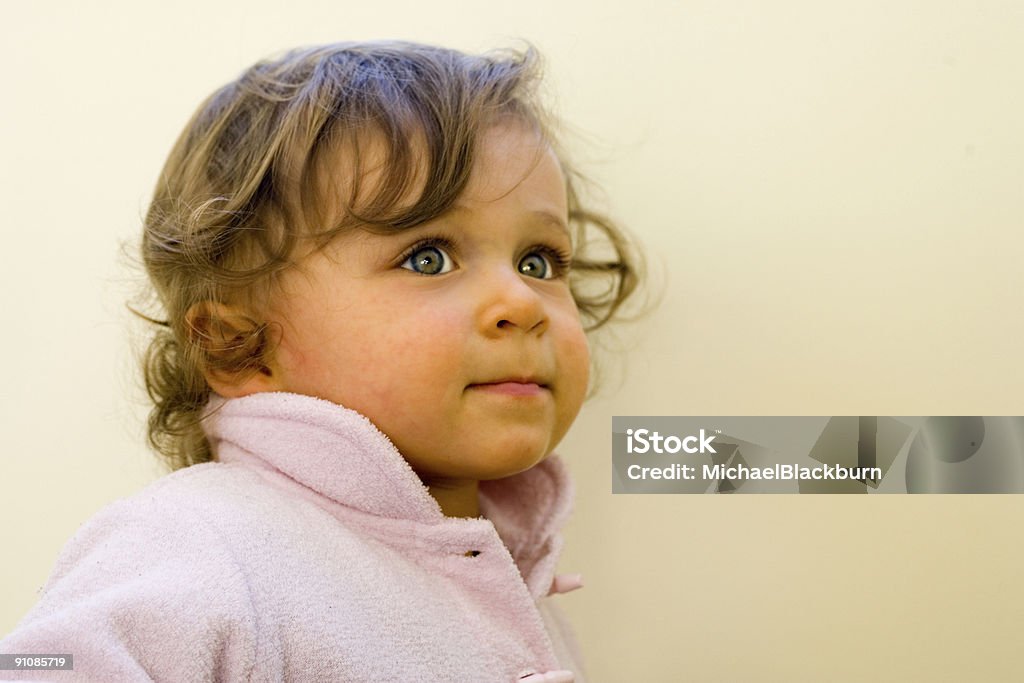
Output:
[{"xmin": 475, "ymin": 267, "xmax": 548, "ymax": 337}]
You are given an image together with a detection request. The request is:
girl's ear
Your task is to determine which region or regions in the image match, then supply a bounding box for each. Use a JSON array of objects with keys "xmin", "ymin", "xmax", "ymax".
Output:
[{"xmin": 184, "ymin": 302, "xmax": 284, "ymax": 398}]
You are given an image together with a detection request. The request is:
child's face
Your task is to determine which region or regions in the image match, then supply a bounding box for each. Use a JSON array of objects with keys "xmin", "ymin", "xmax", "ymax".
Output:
[{"xmin": 263, "ymin": 124, "xmax": 590, "ymax": 483}]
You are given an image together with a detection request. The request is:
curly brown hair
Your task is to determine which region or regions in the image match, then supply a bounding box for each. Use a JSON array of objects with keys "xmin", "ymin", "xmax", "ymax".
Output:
[{"xmin": 139, "ymin": 40, "xmax": 640, "ymax": 471}]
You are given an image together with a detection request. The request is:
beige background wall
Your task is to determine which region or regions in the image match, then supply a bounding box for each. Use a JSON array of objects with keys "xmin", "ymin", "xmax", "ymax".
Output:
[{"xmin": 3, "ymin": 1, "xmax": 1023, "ymax": 681}]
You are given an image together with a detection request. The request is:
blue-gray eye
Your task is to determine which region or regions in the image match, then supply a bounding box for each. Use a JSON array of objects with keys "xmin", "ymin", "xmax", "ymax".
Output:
[
  {"xmin": 518, "ymin": 252, "xmax": 553, "ymax": 279},
  {"xmin": 402, "ymin": 245, "xmax": 452, "ymax": 275}
]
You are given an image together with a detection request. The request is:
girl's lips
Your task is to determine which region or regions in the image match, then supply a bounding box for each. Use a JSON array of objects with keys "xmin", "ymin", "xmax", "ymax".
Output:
[{"xmin": 467, "ymin": 381, "xmax": 547, "ymax": 396}]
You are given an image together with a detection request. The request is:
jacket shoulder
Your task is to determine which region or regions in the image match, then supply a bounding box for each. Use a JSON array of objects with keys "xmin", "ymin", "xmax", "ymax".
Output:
[{"xmin": 0, "ymin": 463, "xmax": 265, "ymax": 681}]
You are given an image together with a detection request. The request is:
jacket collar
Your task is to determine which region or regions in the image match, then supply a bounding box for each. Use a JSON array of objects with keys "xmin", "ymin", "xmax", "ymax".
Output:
[{"xmin": 202, "ymin": 392, "xmax": 573, "ymax": 591}]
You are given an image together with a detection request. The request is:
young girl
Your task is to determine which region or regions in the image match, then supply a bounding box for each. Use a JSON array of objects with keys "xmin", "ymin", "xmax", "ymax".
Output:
[{"xmin": 0, "ymin": 41, "xmax": 637, "ymax": 682}]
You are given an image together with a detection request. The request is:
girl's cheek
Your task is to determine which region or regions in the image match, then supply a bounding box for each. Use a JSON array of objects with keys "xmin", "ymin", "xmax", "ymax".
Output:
[
  {"xmin": 378, "ymin": 305, "xmax": 464, "ymax": 364},
  {"xmin": 560, "ymin": 300, "xmax": 591, "ymax": 352},
  {"xmin": 555, "ymin": 320, "xmax": 590, "ymax": 385},
  {"xmin": 574, "ymin": 337, "xmax": 592, "ymax": 391}
]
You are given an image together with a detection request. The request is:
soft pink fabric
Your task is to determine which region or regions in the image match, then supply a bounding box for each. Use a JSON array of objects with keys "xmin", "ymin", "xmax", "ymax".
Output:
[{"xmin": 0, "ymin": 392, "xmax": 587, "ymax": 682}]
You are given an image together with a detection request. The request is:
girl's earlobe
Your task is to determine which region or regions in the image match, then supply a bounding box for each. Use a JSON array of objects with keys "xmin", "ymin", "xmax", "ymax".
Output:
[{"xmin": 184, "ymin": 302, "xmax": 284, "ymax": 398}]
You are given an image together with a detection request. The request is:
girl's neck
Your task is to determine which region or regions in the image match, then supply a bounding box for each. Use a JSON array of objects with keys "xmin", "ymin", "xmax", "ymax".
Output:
[{"xmin": 424, "ymin": 477, "xmax": 481, "ymax": 518}]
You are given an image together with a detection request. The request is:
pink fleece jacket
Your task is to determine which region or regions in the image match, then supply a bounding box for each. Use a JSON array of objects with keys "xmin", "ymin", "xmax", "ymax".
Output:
[{"xmin": 0, "ymin": 392, "xmax": 587, "ymax": 682}]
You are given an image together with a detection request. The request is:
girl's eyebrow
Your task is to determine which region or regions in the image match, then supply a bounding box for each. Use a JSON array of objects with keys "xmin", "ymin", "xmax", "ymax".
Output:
[
  {"xmin": 444, "ymin": 204, "xmax": 570, "ymax": 238},
  {"xmin": 530, "ymin": 209, "xmax": 571, "ymax": 238}
]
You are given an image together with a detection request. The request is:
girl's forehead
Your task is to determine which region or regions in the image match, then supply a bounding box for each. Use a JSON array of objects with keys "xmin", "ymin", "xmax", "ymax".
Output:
[
  {"xmin": 463, "ymin": 125, "xmax": 562, "ymax": 203},
  {"xmin": 310, "ymin": 121, "xmax": 559, "ymax": 226}
]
